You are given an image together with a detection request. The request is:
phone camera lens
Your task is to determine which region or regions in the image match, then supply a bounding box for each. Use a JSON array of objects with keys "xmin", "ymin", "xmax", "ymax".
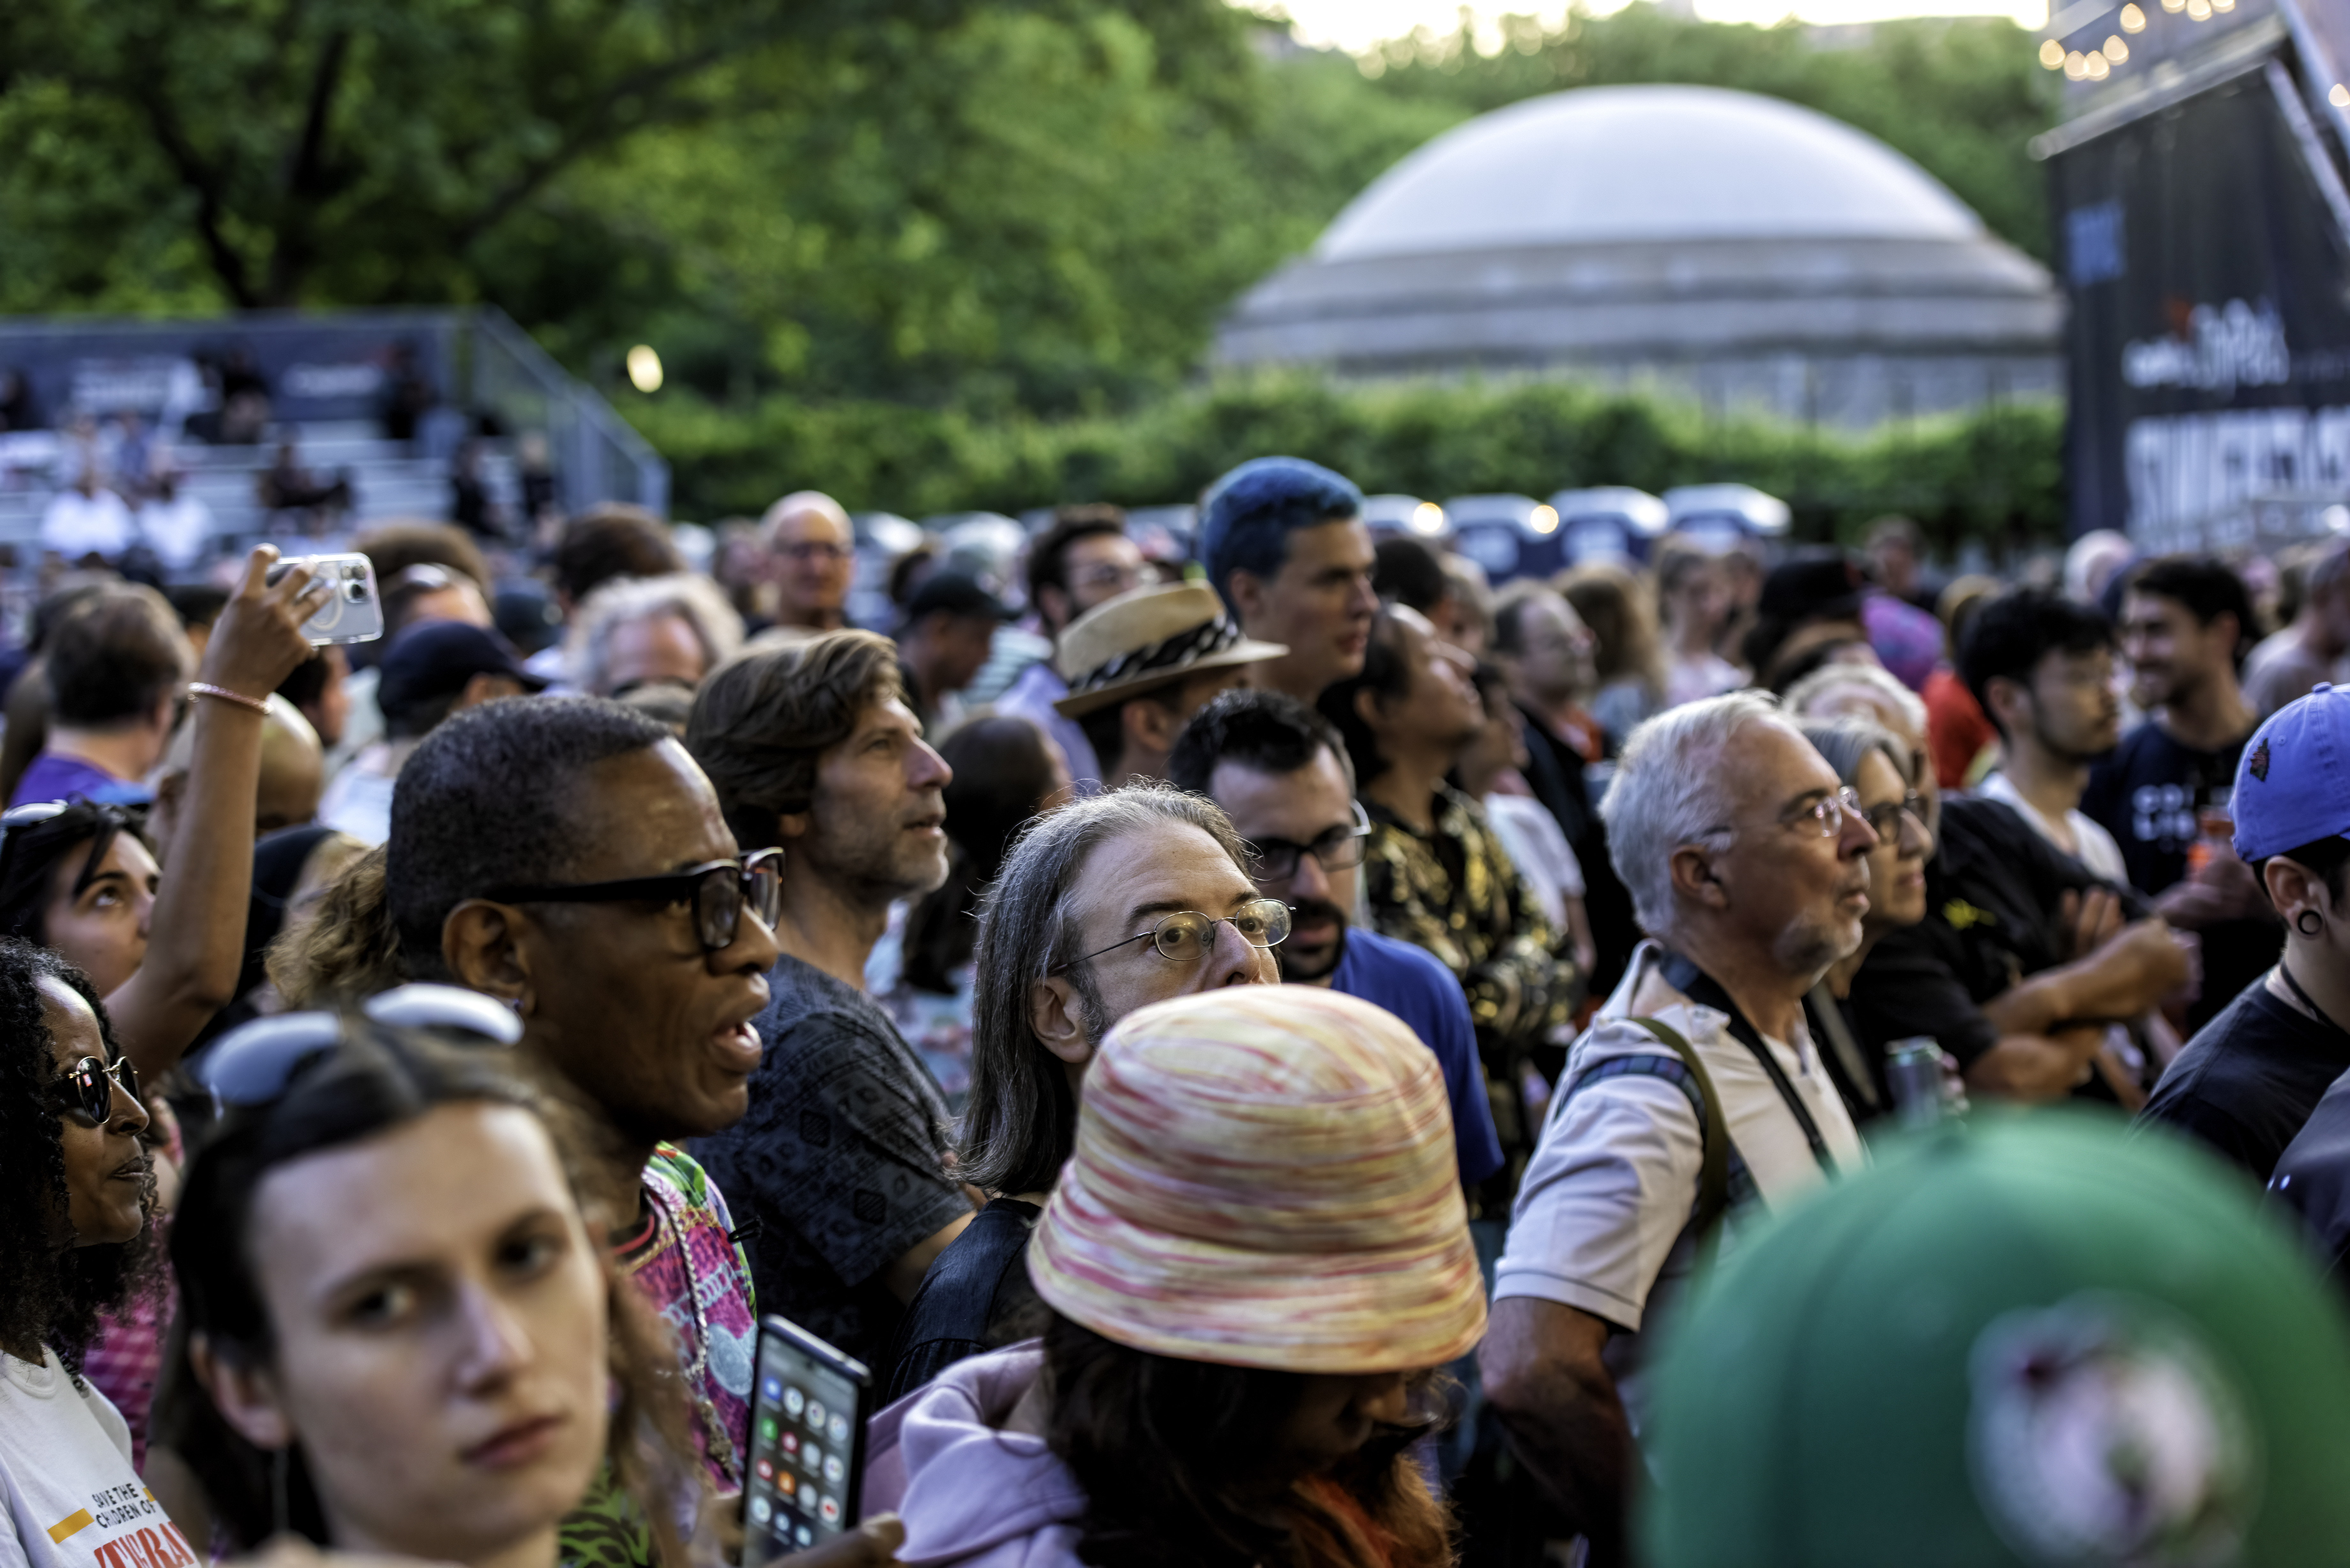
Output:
[{"xmin": 344, "ymin": 581, "xmax": 369, "ymax": 604}]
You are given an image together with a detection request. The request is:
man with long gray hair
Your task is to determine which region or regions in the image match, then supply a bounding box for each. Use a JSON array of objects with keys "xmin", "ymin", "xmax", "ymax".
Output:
[
  {"xmin": 1480, "ymin": 690, "xmax": 1873, "ymax": 1568},
  {"xmin": 878, "ymin": 784, "xmax": 1282, "ymax": 1399}
]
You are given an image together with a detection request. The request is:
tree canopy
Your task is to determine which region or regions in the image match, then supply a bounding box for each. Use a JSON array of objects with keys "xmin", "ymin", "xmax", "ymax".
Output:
[{"xmin": 0, "ymin": 2, "xmax": 2059, "ymax": 420}]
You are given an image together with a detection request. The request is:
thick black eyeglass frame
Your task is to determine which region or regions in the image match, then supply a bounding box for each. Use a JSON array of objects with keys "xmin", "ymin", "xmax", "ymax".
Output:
[
  {"xmin": 1246, "ymin": 801, "xmax": 1373, "ymax": 882},
  {"xmin": 482, "ymin": 848, "xmax": 784, "ymax": 951},
  {"xmin": 42, "ymin": 1054, "xmax": 138, "ymax": 1125},
  {"xmin": 1049, "ymin": 897, "xmax": 1292, "ymax": 975}
]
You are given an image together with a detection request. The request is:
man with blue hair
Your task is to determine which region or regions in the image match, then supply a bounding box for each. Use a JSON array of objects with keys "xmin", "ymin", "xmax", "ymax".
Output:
[{"xmin": 1198, "ymin": 455, "xmax": 1379, "ymax": 705}]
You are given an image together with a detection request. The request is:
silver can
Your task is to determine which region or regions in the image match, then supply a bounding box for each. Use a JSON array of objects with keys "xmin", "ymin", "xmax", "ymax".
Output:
[{"xmin": 1885, "ymin": 1037, "xmax": 1944, "ymax": 1130}]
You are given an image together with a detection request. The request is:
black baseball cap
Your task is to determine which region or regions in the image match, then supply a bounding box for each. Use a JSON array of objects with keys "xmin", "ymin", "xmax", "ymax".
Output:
[
  {"xmin": 902, "ymin": 570, "xmax": 1017, "ymax": 626},
  {"xmin": 377, "ymin": 620, "xmax": 548, "ymax": 720}
]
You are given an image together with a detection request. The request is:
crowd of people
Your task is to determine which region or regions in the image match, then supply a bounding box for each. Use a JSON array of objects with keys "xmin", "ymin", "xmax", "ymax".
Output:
[{"xmin": 0, "ymin": 453, "xmax": 2347, "ymax": 1568}]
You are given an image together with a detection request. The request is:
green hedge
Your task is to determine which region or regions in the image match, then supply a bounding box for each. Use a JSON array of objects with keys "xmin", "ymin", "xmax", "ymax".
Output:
[{"xmin": 625, "ymin": 373, "xmax": 2066, "ymax": 548}]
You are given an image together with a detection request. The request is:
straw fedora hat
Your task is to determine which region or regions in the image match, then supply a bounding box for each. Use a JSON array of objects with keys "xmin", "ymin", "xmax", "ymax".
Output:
[
  {"xmin": 1051, "ymin": 582, "xmax": 1287, "ymax": 720},
  {"xmin": 1026, "ymin": 986, "xmax": 1487, "ymax": 1373}
]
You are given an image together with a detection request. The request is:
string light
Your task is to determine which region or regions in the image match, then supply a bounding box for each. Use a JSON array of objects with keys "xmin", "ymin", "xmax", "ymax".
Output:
[
  {"xmin": 2065, "ymin": 49, "xmax": 2090, "ymax": 79},
  {"xmin": 2039, "ymin": 38, "xmax": 2066, "ymax": 68},
  {"xmin": 2085, "ymin": 51, "xmax": 2111, "ymax": 79},
  {"xmin": 626, "ymin": 345, "xmax": 663, "ymax": 393},
  {"xmin": 2186, "ymin": 0, "xmax": 2211, "ymax": 19},
  {"xmin": 2119, "ymin": 4, "xmax": 2147, "ymax": 29},
  {"xmin": 1528, "ymin": 505, "xmax": 1560, "ymax": 536},
  {"xmin": 2332, "ymin": 84, "xmax": 2350, "ymax": 109},
  {"xmin": 2103, "ymin": 34, "xmax": 2129, "ymax": 61}
]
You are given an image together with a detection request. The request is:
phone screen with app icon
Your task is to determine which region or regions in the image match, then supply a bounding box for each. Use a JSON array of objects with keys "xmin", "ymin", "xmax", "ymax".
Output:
[{"xmin": 742, "ymin": 1316, "xmax": 871, "ymax": 1563}]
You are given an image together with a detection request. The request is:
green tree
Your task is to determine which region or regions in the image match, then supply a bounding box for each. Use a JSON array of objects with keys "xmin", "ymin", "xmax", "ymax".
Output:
[
  {"xmin": 0, "ymin": 0, "xmax": 1061, "ymax": 310},
  {"xmin": 521, "ymin": 8, "xmax": 1453, "ymax": 412}
]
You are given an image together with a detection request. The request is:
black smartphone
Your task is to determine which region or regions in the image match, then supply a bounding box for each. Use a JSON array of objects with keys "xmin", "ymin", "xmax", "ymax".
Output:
[{"xmin": 741, "ymin": 1315, "xmax": 872, "ymax": 1564}]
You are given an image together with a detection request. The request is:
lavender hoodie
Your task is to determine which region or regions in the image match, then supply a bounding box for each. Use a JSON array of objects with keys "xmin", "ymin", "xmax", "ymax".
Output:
[{"xmin": 864, "ymin": 1344, "xmax": 1088, "ymax": 1567}]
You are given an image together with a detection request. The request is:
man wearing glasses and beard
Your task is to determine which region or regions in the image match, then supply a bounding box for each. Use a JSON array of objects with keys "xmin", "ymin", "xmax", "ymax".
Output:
[
  {"xmin": 1167, "ymin": 689, "xmax": 1504, "ymax": 1198},
  {"xmin": 876, "ymin": 783, "xmax": 1284, "ymax": 1401}
]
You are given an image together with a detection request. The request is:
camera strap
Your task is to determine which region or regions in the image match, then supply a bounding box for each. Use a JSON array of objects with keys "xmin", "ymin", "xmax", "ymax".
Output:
[{"xmin": 1658, "ymin": 950, "xmax": 1832, "ymax": 1172}]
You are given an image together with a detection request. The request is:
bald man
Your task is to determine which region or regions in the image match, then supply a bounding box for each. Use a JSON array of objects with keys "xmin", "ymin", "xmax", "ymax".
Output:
[
  {"xmin": 149, "ymin": 693, "xmax": 324, "ymax": 849},
  {"xmin": 762, "ymin": 490, "xmax": 854, "ymax": 632}
]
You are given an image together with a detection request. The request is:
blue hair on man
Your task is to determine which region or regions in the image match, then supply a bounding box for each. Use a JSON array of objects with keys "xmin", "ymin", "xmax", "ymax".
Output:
[{"xmin": 1198, "ymin": 456, "xmax": 1365, "ymax": 614}]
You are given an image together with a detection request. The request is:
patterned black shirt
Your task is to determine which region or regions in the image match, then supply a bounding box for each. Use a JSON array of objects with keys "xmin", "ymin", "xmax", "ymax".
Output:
[{"xmin": 691, "ymin": 954, "xmax": 969, "ymax": 1371}]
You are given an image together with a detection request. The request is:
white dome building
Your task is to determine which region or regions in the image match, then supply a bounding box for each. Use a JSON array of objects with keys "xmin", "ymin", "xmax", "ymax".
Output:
[{"xmin": 1213, "ymin": 85, "xmax": 2062, "ymax": 427}]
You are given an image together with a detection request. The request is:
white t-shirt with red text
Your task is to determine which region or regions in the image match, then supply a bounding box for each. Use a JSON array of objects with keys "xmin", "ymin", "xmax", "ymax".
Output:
[{"xmin": 0, "ymin": 1348, "xmax": 196, "ymax": 1568}]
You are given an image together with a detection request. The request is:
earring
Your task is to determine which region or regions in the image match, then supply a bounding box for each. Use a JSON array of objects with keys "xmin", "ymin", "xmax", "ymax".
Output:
[{"xmin": 2298, "ymin": 909, "xmax": 2325, "ymax": 937}]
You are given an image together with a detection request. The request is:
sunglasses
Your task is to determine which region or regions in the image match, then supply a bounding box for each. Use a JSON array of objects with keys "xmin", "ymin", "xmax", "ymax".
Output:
[
  {"xmin": 1050, "ymin": 897, "xmax": 1292, "ymax": 974},
  {"xmin": 43, "ymin": 1054, "xmax": 139, "ymax": 1125},
  {"xmin": 0, "ymin": 799, "xmax": 72, "ymax": 877},
  {"xmin": 481, "ymin": 850, "xmax": 783, "ymax": 952},
  {"xmin": 197, "ymin": 984, "xmax": 524, "ymax": 1109}
]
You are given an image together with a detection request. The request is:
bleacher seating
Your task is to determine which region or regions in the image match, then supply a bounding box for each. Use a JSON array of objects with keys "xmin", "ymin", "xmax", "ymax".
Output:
[{"xmin": 0, "ymin": 421, "xmax": 523, "ymax": 567}]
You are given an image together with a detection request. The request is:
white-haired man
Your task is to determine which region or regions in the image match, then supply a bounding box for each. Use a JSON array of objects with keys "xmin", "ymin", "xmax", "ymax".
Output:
[
  {"xmin": 1480, "ymin": 691, "xmax": 1873, "ymax": 1568},
  {"xmin": 567, "ymin": 571, "xmax": 746, "ymax": 697}
]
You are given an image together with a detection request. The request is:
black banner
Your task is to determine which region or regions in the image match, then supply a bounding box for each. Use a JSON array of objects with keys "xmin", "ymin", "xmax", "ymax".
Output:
[{"xmin": 2049, "ymin": 63, "xmax": 2350, "ymax": 543}]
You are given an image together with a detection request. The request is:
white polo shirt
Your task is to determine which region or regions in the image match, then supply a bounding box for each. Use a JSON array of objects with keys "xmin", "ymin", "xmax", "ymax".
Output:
[{"xmin": 1495, "ymin": 940, "xmax": 1865, "ymax": 1336}]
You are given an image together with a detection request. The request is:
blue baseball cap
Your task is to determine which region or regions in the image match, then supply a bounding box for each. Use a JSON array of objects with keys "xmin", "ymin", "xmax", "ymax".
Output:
[{"xmin": 2232, "ymin": 682, "xmax": 2350, "ymax": 860}]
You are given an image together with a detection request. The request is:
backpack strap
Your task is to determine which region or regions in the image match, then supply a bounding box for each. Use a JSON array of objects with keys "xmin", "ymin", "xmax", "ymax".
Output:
[
  {"xmin": 1624, "ymin": 1015, "xmax": 1732, "ymax": 1245},
  {"xmin": 1547, "ymin": 1017, "xmax": 1743, "ymax": 1271}
]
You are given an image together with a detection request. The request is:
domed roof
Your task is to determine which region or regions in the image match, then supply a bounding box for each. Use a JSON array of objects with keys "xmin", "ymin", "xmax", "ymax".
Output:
[{"xmin": 1317, "ymin": 85, "xmax": 1984, "ymax": 261}]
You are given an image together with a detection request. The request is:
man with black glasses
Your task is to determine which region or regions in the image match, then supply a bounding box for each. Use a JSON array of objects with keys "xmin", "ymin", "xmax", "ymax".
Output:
[
  {"xmin": 1167, "ymin": 689, "xmax": 1503, "ymax": 1192},
  {"xmin": 387, "ymin": 696, "xmax": 784, "ymax": 1518},
  {"xmin": 685, "ymin": 632, "xmax": 976, "ymax": 1372}
]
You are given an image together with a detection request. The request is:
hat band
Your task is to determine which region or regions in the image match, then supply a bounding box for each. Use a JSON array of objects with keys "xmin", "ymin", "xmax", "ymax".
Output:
[{"xmin": 1069, "ymin": 616, "xmax": 1245, "ymax": 698}]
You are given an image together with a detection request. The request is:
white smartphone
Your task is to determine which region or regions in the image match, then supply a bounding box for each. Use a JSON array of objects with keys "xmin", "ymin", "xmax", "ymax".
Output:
[{"xmin": 266, "ymin": 553, "xmax": 385, "ymax": 645}]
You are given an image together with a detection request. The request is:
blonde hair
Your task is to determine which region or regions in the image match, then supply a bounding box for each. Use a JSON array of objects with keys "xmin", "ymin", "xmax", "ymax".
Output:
[{"xmin": 267, "ymin": 843, "xmax": 405, "ymax": 1006}]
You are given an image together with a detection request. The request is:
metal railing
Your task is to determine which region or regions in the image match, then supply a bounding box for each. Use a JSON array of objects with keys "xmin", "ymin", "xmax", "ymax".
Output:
[{"xmin": 464, "ymin": 308, "xmax": 668, "ymax": 516}]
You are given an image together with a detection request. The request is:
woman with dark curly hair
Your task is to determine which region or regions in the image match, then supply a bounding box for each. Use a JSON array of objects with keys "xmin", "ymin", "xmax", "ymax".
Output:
[{"xmin": 0, "ymin": 937, "xmax": 170, "ymax": 1568}]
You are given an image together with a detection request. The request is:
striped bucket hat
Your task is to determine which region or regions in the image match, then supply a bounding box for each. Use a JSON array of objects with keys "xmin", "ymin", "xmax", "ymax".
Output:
[{"xmin": 1027, "ymin": 985, "xmax": 1486, "ymax": 1373}]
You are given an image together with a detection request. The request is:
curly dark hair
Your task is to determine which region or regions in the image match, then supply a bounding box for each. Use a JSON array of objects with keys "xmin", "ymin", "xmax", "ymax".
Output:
[
  {"xmin": 1040, "ymin": 1311, "xmax": 1451, "ymax": 1568},
  {"xmin": 0, "ymin": 938, "xmax": 156, "ymax": 1376}
]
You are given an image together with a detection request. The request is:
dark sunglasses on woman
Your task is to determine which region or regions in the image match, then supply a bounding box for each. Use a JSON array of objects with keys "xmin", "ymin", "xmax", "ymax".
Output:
[{"xmin": 42, "ymin": 1053, "xmax": 140, "ymax": 1125}]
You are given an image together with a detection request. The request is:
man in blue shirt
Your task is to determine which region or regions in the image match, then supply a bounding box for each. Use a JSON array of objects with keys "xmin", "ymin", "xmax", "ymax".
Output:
[{"xmin": 1168, "ymin": 688, "xmax": 1505, "ymax": 1192}]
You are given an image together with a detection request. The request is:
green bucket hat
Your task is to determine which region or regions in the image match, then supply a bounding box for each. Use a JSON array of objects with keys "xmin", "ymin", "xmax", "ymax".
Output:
[{"xmin": 1640, "ymin": 1112, "xmax": 2350, "ymax": 1566}]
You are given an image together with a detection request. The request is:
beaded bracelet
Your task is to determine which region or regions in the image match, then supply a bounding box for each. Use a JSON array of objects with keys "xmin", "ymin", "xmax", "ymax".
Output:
[{"xmin": 188, "ymin": 682, "xmax": 271, "ymax": 715}]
